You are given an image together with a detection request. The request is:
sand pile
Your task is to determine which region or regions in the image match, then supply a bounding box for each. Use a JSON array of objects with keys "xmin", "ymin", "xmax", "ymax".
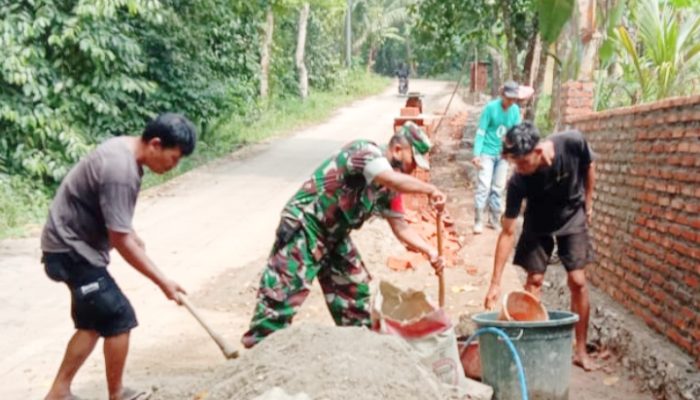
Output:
[{"xmin": 198, "ymin": 324, "xmax": 456, "ymax": 400}]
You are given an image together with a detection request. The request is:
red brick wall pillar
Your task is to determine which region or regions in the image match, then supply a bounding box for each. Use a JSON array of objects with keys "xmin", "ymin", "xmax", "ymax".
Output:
[{"xmin": 560, "ymin": 80, "xmax": 595, "ymax": 124}]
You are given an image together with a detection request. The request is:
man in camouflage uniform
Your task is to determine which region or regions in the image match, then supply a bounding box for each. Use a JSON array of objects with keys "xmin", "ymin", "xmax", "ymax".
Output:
[{"xmin": 242, "ymin": 122, "xmax": 446, "ymax": 348}]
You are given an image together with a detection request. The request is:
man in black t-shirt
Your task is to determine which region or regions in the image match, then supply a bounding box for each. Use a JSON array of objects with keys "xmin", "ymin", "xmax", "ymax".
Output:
[{"xmin": 483, "ymin": 121, "xmax": 598, "ymax": 371}]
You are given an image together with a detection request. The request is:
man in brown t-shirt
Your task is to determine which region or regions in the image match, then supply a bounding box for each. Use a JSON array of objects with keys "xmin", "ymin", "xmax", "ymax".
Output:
[{"xmin": 41, "ymin": 113, "xmax": 196, "ymax": 400}]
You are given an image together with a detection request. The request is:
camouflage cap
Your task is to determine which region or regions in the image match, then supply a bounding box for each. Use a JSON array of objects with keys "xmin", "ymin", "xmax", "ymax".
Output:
[{"xmin": 398, "ymin": 121, "xmax": 431, "ymax": 170}]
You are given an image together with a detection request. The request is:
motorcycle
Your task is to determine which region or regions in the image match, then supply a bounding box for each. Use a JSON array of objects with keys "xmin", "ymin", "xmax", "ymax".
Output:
[{"xmin": 398, "ymin": 76, "xmax": 409, "ymax": 95}]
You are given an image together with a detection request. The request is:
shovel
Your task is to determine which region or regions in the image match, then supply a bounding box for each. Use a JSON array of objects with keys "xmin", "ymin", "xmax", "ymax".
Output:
[
  {"xmin": 179, "ymin": 294, "xmax": 239, "ymax": 359},
  {"xmin": 436, "ymin": 210, "xmax": 445, "ymax": 307}
]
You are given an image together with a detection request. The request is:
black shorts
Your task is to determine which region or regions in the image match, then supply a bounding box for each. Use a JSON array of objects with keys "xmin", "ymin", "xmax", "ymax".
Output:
[
  {"xmin": 513, "ymin": 230, "xmax": 595, "ymax": 274},
  {"xmin": 42, "ymin": 252, "xmax": 138, "ymax": 337}
]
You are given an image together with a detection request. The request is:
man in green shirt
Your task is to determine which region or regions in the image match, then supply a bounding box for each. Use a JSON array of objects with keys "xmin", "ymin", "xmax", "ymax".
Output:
[
  {"xmin": 471, "ymin": 81, "xmax": 522, "ymax": 234},
  {"xmin": 242, "ymin": 122, "xmax": 446, "ymax": 348}
]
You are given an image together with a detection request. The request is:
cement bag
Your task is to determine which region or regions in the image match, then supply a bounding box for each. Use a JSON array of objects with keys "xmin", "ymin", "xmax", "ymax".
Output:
[{"xmin": 371, "ymin": 281, "xmax": 493, "ymax": 400}]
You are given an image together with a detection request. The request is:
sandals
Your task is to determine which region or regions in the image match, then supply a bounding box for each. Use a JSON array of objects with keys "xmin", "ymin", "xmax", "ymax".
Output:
[{"xmin": 118, "ymin": 387, "xmax": 153, "ymax": 400}]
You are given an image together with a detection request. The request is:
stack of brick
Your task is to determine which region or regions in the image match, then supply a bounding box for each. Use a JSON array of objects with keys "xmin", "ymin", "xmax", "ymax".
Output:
[
  {"xmin": 388, "ymin": 102, "xmax": 463, "ymax": 271},
  {"xmin": 448, "ymin": 112, "xmax": 468, "ymax": 140}
]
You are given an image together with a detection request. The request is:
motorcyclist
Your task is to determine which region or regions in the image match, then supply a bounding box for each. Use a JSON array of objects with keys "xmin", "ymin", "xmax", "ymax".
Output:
[{"xmin": 395, "ymin": 62, "xmax": 409, "ymax": 95}]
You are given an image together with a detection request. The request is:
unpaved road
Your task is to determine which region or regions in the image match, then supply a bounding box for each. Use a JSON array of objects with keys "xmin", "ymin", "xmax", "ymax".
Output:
[
  {"xmin": 0, "ymin": 80, "xmax": 648, "ymax": 399},
  {"xmin": 1, "ymin": 80, "xmax": 460, "ymax": 398}
]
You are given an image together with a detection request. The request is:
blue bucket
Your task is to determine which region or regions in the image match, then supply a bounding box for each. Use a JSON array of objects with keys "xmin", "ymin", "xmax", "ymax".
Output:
[{"xmin": 472, "ymin": 311, "xmax": 579, "ymax": 400}]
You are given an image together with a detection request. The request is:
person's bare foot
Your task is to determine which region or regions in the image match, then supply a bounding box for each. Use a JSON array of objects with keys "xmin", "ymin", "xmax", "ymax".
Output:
[{"xmin": 573, "ymin": 352, "xmax": 600, "ymax": 371}]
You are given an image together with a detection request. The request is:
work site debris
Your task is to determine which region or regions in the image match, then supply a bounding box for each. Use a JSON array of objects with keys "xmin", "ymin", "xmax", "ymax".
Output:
[
  {"xmin": 195, "ymin": 324, "xmax": 462, "ymax": 400},
  {"xmin": 387, "ymin": 110, "xmax": 467, "ymax": 272},
  {"xmin": 372, "ymin": 281, "xmax": 494, "ymax": 400}
]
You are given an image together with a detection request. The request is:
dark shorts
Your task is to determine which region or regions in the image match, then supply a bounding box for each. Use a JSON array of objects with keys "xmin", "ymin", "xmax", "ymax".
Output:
[
  {"xmin": 513, "ymin": 229, "xmax": 595, "ymax": 274},
  {"xmin": 42, "ymin": 252, "xmax": 138, "ymax": 337}
]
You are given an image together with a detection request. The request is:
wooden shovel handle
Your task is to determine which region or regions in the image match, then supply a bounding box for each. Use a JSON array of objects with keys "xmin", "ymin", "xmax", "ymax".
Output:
[
  {"xmin": 436, "ymin": 211, "xmax": 445, "ymax": 308},
  {"xmin": 179, "ymin": 294, "xmax": 239, "ymax": 359}
]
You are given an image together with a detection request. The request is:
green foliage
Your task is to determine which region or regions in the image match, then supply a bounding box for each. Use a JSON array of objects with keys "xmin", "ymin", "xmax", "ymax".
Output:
[
  {"xmin": 0, "ymin": 174, "xmax": 50, "ymax": 238},
  {"xmin": 351, "ymin": 0, "xmax": 412, "ymax": 70},
  {"xmin": 534, "ymin": 93, "xmax": 553, "ymax": 134},
  {"xmin": 410, "ymin": 0, "xmax": 500, "ymax": 74},
  {"xmin": 0, "ymin": 0, "xmax": 381, "ymax": 236},
  {"xmin": 535, "ymin": 0, "xmax": 575, "ymax": 43},
  {"xmin": 409, "ymin": 0, "xmax": 539, "ymax": 77},
  {"xmin": 597, "ymin": 0, "xmax": 700, "ymax": 107}
]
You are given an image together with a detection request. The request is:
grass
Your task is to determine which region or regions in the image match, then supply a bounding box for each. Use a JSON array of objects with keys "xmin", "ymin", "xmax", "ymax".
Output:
[
  {"xmin": 0, "ymin": 176, "xmax": 51, "ymax": 238},
  {"xmin": 0, "ymin": 71, "xmax": 390, "ymax": 239}
]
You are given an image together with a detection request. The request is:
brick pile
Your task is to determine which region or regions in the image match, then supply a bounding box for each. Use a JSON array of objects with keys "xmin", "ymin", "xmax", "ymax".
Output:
[{"xmin": 387, "ymin": 103, "xmax": 463, "ymax": 271}]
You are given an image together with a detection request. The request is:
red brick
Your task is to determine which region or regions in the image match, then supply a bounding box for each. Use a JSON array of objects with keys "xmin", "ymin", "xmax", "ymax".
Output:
[
  {"xmin": 680, "ymin": 228, "xmax": 696, "ymax": 242},
  {"xmin": 683, "ymin": 274, "xmax": 699, "ymax": 289},
  {"xmin": 667, "ymin": 328, "xmax": 694, "ymax": 353},
  {"xmin": 386, "ymin": 256, "xmax": 411, "ymax": 271},
  {"xmin": 681, "ymin": 306, "xmax": 696, "ymax": 322},
  {"xmin": 665, "ymin": 252, "xmax": 682, "ymax": 268},
  {"xmin": 672, "ymin": 242, "xmax": 696, "ymax": 259},
  {"xmin": 400, "ymin": 107, "xmax": 420, "ymax": 117},
  {"xmin": 691, "ymin": 218, "xmax": 700, "ymax": 230},
  {"xmin": 691, "ymin": 327, "xmax": 700, "ymax": 342},
  {"xmin": 650, "ymin": 272, "xmax": 665, "ymax": 286},
  {"xmin": 648, "ymin": 306, "xmax": 664, "ymax": 323}
]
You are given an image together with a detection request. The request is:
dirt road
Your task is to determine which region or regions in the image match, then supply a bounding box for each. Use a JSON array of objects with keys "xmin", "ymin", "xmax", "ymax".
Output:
[
  {"xmin": 0, "ymin": 80, "xmax": 648, "ymax": 399},
  {"xmin": 0, "ymin": 80, "xmax": 456, "ymax": 398}
]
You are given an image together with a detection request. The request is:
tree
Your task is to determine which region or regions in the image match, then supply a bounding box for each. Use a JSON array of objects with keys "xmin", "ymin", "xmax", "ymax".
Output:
[
  {"xmin": 261, "ymin": 7, "xmax": 275, "ymax": 99},
  {"xmin": 296, "ymin": 3, "xmax": 311, "ymax": 98},
  {"xmin": 352, "ymin": 0, "xmax": 411, "ymax": 72},
  {"xmin": 616, "ymin": 0, "xmax": 700, "ymax": 101}
]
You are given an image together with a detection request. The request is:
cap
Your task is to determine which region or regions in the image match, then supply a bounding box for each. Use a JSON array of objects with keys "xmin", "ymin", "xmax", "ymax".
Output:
[
  {"xmin": 398, "ymin": 121, "xmax": 431, "ymax": 170},
  {"xmin": 503, "ymin": 81, "xmax": 520, "ymax": 99}
]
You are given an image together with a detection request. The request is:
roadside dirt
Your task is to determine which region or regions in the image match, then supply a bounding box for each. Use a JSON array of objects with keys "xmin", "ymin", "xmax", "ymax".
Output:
[{"xmin": 0, "ymin": 81, "xmax": 650, "ymax": 399}]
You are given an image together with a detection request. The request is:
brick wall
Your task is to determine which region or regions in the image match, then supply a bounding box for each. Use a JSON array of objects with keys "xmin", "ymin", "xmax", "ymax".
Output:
[{"xmin": 567, "ymin": 95, "xmax": 700, "ymax": 362}]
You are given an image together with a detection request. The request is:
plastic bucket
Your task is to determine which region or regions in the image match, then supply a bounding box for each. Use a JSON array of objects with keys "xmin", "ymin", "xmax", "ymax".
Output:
[
  {"xmin": 472, "ymin": 311, "xmax": 579, "ymax": 400},
  {"xmin": 498, "ymin": 290, "xmax": 548, "ymax": 322},
  {"xmin": 457, "ymin": 340, "xmax": 481, "ymax": 380}
]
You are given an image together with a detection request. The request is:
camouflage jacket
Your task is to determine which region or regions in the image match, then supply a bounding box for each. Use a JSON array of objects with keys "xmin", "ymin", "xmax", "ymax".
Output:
[{"xmin": 282, "ymin": 140, "xmax": 403, "ymax": 241}]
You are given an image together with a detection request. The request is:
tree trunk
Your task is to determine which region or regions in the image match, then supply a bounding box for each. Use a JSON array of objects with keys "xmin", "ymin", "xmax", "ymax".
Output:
[
  {"xmin": 296, "ymin": 3, "xmax": 310, "ymax": 99},
  {"xmin": 487, "ymin": 47, "xmax": 504, "ymax": 97},
  {"xmin": 522, "ymin": 30, "xmax": 539, "ymax": 86},
  {"xmin": 406, "ymin": 37, "xmax": 416, "ymax": 76},
  {"xmin": 578, "ymin": 0, "xmax": 600, "ymax": 80},
  {"xmin": 366, "ymin": 42, "xmax": 376, "ymax": 73},
  {"xmin": 260, "ymin": 8, "xmax": 274, "ymax": 99},
  {"xmin": 528, "ymin": 39, "xmax": 549, "ymax": 121},
  {"xmin": 549, "ymin": 43, "xmax": 562, "ymax": 130},
  {"xmin": 502, "ymin": 1, "xmax": 520, "ymax": 81}
]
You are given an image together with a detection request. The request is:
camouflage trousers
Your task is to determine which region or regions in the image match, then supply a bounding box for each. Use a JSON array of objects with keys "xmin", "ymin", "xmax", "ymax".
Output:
[{"xmin": 241, "ymin": 219, "xmax": 371, "ymax": 348}]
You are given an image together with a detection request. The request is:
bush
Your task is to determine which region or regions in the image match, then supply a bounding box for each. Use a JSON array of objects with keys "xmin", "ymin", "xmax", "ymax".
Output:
[{"xmin": 1, "ymin": 0, "xmax": 383, "ymax": 237}]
